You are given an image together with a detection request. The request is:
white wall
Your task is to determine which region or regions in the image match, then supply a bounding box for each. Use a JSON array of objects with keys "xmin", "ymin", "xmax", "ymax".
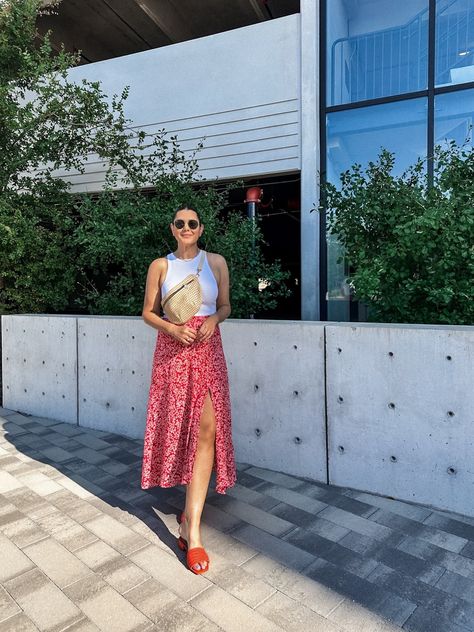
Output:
[
  {"xmin": 3, "ymin": 315, "xmax": 474, "ymax": 517},
  {"xmin": 56, "ymin": 15, "xmax": 300, "ymax": 191}
]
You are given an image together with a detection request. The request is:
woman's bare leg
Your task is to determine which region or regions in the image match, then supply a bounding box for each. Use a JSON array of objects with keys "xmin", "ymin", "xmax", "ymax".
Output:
[{"xmin": 179, "ymin": 390, "xmax": 216, "ymax": 571}]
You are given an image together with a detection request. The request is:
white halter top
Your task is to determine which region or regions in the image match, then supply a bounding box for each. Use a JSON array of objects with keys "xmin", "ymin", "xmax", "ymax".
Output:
[{"xmin": 161, "ymin": 249, "xmax": 218, "ymax": 316}]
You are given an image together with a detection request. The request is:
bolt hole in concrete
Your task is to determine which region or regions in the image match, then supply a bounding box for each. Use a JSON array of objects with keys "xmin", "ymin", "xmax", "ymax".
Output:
[
  {"xmin": 293, "ymin": 390, "xmax": 299, "ymax": 396},
  {"xmin": 294, "ymin": 436, "xmax": 302, "ymax": 444},
  {"xmin": 388, "ymin": 351, "xmax": 394, "ymax": 357},
  {"xmin": 106, "ymin": 402, "xmax": 110, "ymax": 407},
  {"xmin": 388, "ymin": 402, "xmax": 396, "ymax": 409},
  {"xmin": 390, "ymin": 455, "xmax": 397, "ymax": 462},
  {"xmin": 254, "ymin": 341, "xmax": 258, "ymax": 346},
  {"xmin": 338, "ymin": 396, "xmax": 344, "ymax": 402},
  {"xmin": 446, "ymin": 355, "xmax": 452, "ymax": 360},
  {"xmin": 255, "ymin": 428, "xmax": 261, "ymax": 437},
  {"xmin": 293, "ymin": 344, "xmax": 298, "ymax": 349},
  {"xmin": 447, "ymin": 411, "xmax": 455, "ymax": 417},
  {"xmin": 338, "ymin": 445, "xmax": 345, "ymax": 453},
  {"xmin": 254, "ymin": 385, "xmax": 259, "ymax": 392},
  {"xmin": 337, "ymin": 347, "xmax": 342, "ymax": 353},
  {"xmin": 447, "ymin": 467, "xmax": 456, "ymax": 475}
]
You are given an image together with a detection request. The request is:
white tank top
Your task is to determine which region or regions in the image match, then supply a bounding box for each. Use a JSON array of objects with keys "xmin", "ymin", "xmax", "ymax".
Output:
[{"xmin": 161, "ymin": 249, "xmax": 218, "ymax": 316}]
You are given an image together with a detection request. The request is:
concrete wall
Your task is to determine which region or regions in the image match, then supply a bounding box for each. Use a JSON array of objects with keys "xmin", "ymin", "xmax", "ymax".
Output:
[
  {"xmin": 55, "ymin": 15, "xmax": 300, "ymax": 191},
  {"xmin": 2, "ymin": 315, "xmax": 473, "ymax": 517}
]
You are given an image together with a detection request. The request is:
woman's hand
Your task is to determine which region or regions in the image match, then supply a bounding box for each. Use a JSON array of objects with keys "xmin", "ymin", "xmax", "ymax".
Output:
[
  {"xmin": 195, "ymin": 315, "xmax": 218, "ymax": 343},
  {"xmin": 167, "ymin": 324, "xmax": 197, "ymax": 346}
]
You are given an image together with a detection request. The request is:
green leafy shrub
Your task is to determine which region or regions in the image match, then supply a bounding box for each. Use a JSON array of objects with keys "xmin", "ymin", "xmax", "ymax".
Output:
[
  {"xmin": 0, "ymin": 0, "xmax": 291, "ymax": 318},
  {"xmin": 320, "ymin": 143, "xmax": 474, "ymax": 325}
]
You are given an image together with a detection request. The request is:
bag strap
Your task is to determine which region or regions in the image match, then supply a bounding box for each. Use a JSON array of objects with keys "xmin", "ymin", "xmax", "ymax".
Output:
[{"xmin": 196, "ymin": 249, "xmax": 206, "ymax": 276}]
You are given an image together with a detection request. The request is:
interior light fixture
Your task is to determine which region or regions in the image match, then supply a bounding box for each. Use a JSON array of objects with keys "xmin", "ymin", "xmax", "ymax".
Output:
[{"xmin": 458, "ymin": 50, "xmax": 471, "ymax": 56}]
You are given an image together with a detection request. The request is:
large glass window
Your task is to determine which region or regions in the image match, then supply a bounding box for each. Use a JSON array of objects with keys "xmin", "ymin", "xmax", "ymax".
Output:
[
  {"xmin": 326, "ymin": 99, "xmax": 428, "ymax": 321},
  {"xmin": 327, "ymin": 0, "xmax": 429, "ymax": 106},
  {"xmin": 435, "ymin": 88, "xmax": 474, "ymax": 144},
  {"xmin": 436, "ymin": 0, "xmax": 474, "ymax": 87}
]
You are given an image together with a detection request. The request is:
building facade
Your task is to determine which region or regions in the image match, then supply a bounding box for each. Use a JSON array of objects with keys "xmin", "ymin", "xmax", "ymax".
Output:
[{"xmin": 51, "ymin": 0, "xmax": 474, "ymax": 321}]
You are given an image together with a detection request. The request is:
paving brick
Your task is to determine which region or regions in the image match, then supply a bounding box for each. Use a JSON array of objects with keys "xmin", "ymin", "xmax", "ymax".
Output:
[
  {"xmin": 347, "ymin": 491, "xmax": 433, "ymax": 522},
  {"xmin": 35, "ymin": 510, "xmax": 98, "ymax": 552},
  {"xmin": 424, "ymin": 513, "xmax": 474, "ymax": 542},
  {"xmin": 125, "ymin": 578, "xmax": 220, "ymax": 632},
  {"xmin": 397, "ymin": 535, "xmax": 474, "ymax": 578},
  {"xmin": 189, "ymin": 584, "xmax": 283, "ymax": 632},
  {"xmin": 48, "ymin": 423, "xmax": 83, "ymax": 437},
  {"xmin": 403, "ymin": 605, "xmax": 472, "ymax": 632},
  {"xmin": 38, "ymin": 445, "xmax": 76, "ymax": 463},
  {"xmin": 366, "ymin": 563, "xmax": 444, "ymax": 606},
  {"xmin": 129, "ymin": 544, "xmax": 211, "ymax": 601},
  {"xmin": 23, "ymin": 537, "xmax": 92, "ymax": 588},
  {"xmin": 75, "ymin": 540, "xmax": 122, "ymax": 569},
  {"xmin": 372, "ymin": 509, "xmax": 468, "ymax": 553},
  {"xmin": 0, "ymin": 533, "xmax": 34, "ymax": 582},
  {"xmin": 63, "ymin": 574, "xmax": 150, "ymax": 632},
  {"xmin": 423, "ymin": 587, "xmax": 474, "ymax": 630},
  {"xmin": 269, "ymin": 501, "xmax": 326, "ymax": 529},
  {"xmin": 306, "ymin": 559, "xmax": 416, "ymax": 626},
  {"xmin": 435, "ymin": 569, "xmax": 474, "ymax": 604},
  {"xmin": 328, "ymin": 599, "xmax": 407, "ymax": 632},
  {"xmin": 83, "ymin": 514, "xmax": 149, "ymax": 556},
  {"xmin": 248, "ymin": 482, "xmax": 328, "ymax": 514},
  {"xmin": 318, "ymin": 505, "xmax": 396, "ymax": 540},
  {"xmin": 230, "ymin": 522, "xmax": 315, "ymax": 571},
  {"xmin": 207, "ymin": 563, "xmax": 276, "ymax": 608},
  {"xmin": 93, "ymin": 556, "xmax": 150, "ymax": 594},
  {"xmin": 0, "ymin": 472, "xmax": 24, "ymax": 493},
  {"xmin": 0, "ymin": 585, "xmax": 21, "ymax": 624},
  {"xmin": 285, "ymin": 526, "xmax": 378, "ymax": 578},
  {"xmin": 5, "ymin": 568, "xmax": 83, "ymax": 631},
  {"xmin": 208, "ymin": 495, "xmax": 294, "ymax": 537},
  {"xmin": 245, "ymin": 466, "xmax": 303, "ymax": 489},
  {"xmin": 224, "ymin": 483, "xmax": 280, "ymax": 511},
  {"xmin": 0, "ymin": 612, "xmax": 40, "ymax": 631},
  {"xmin": 255, "ymin": 590, "xmax": 343, "ymax": 631},
  {"xmin": 461, "ymin": 541, "xmax": 474, "ymax": 560},
  {"xmin": 0, "ymin": 514, "xmax": 49, "ymax": 549}
]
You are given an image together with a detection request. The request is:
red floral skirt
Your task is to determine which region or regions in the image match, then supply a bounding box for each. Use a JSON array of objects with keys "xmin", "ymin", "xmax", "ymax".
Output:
[{"xmin": 141, "ymin": 315, "xmax": 237, "ymax": 494}]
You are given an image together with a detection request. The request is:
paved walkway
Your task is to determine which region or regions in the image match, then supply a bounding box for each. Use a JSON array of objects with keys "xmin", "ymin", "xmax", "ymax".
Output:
[{"xmin": 1, "ymin": 408, "xmax": 474, "ymax": 632}]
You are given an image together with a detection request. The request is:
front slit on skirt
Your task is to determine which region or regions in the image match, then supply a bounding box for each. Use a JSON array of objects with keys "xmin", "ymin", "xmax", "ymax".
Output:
[{"xmin": 140, "ymin": 315, "xmax": 237, "ymax": 494}]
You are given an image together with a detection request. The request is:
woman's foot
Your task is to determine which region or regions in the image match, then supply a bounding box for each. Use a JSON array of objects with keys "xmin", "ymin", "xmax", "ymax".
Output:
[{"xmin": 178, "ymin": 514, "xmax": 209, "ymax": 572}]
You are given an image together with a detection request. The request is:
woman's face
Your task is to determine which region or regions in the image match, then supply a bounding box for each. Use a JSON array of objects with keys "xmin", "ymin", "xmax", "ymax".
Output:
[{"xmin": 170, "ymin": 209, "xmax": 203, "ymax": 246}]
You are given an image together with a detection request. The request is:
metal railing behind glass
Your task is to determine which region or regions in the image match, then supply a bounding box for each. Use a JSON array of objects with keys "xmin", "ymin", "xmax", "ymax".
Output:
[{"xmin": 330, "ymin": 0, "xmax": 466, "ymax": 105}]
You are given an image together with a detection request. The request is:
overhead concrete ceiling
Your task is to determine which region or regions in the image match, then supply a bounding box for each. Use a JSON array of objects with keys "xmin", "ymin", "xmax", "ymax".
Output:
[{"xmin": 36, "ymin": 0, "xmax": 300, "ymax": 64}]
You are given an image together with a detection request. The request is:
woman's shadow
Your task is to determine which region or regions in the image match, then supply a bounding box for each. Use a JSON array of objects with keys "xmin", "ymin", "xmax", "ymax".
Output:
[{"xmin": 1, "ymin": 410, "xmax": 218, "ymax": 566}]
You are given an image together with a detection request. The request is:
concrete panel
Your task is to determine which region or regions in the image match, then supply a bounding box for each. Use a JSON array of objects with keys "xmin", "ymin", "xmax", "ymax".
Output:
[
  {"xmin": 326, "ymin": 323, "xmax": 474, "ymax": 516},
  {"xmin": 221, "ymin": 320, "xmax": 327, "ymax": 483},
  {"xmin": 78, "ymin": 316, "xmax": 156, "ymax": 439},
  {"xmin": 1, "ymin": 315, "xmax": 77, "ymax": 424}
]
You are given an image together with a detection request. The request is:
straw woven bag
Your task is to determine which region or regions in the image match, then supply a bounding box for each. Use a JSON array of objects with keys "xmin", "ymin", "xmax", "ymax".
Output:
[{"xmin": 161, "ymin": 250, "xmax": 206, "ymax": 324}]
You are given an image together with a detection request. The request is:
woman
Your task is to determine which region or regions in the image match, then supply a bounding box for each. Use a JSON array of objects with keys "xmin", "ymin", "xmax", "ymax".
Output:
[{"xmin": 140, "ymin": 204, "xmax": 237, "ymax": 574}]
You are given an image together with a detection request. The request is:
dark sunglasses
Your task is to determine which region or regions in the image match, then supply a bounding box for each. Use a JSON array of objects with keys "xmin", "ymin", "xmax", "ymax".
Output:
[{"xmin": 174, "ymin": 219, "xmax": 199, "ymax": 230}]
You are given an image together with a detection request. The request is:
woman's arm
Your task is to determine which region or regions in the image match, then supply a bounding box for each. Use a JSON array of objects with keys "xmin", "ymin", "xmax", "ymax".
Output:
[
  {"xmin": 141, "ymin": 258, "xmax": 174, "ymax": 333},
  {"xmin": 195, "ymin": 254, "xmax": 231, "ymax": 342},
  {"xmin": 211, "ymin": 254, "xmax": 231, "ymax": 324}
]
